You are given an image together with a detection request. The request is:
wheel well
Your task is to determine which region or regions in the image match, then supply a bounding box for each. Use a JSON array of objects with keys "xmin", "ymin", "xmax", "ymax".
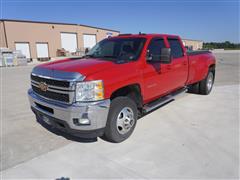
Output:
[
  {"xmin": 209, "ymin": 64, "xmax": 216, "ymax": 71},
  {"xmin": 110, "ymin": 84, "xmax": 143, "ymax": 108},
  {"xmin": 209, "ymin": 64, "xmax": 216, "ymax": 78}
]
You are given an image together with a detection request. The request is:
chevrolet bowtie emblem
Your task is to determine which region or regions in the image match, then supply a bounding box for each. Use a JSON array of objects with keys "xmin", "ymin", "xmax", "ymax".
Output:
[{"xmin": 39, "ymin": 82, "xmax": 48, "ymax": 92}]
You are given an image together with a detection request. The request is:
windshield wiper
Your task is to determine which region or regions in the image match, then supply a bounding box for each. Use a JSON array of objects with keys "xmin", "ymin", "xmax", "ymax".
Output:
[
  {"xmin": 75, "ymin": 55, "xmax": 117, "ymax": 61},
  {"xmin": 97, "ymin": 55, "xmax": 117, "ymax": 59},
  {"xmin": 80, "ymin": 54, "xmax": 96, "ymax": 59}
]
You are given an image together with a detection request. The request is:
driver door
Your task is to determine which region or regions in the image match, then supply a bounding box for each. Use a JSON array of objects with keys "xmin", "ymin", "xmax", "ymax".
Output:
[{"xmin": 143, "ymin": 38, "xmax": 171, "ymax": 102}]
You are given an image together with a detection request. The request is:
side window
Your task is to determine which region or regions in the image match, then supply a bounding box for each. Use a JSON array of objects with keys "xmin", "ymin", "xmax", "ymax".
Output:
[
  {"xmin": 168, "ymin": 38, "xmax": 184, "ymax": 58},
  {"xmin": 147, "ymin": 38, "xmax": 166, "ymax": 61}
]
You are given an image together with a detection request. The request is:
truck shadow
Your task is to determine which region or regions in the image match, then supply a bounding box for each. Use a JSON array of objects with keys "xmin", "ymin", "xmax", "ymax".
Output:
[
  {"xmin": 36, "ymin": 116, "xmax": 97, "ymax": 143},
  {"xmin": 138, "ymin": 91, "xmax": 199, "ymax": 120}
]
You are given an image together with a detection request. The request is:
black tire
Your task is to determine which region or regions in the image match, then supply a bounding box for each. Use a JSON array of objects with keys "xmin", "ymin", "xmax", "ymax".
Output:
[
  {"xmin": 101, "ymin": 96, "xmax": 138, "ymax": 143},
  {"xmin": 199, "ymin": 69, "xmax": 215, "ymax": 95}
]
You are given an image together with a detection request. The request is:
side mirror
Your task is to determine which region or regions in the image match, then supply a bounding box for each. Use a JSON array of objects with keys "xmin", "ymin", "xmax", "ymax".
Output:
[
  {"xmin": 146, "ymin": 50, "xmax": 153, "ymax": 61},
  {"xmin": 146, "ymin": 50, "xmax": 161, "ymax": 62},
  {"xmin": 160, "ymin": 48, "xmax": 172, "ymax": 64}
]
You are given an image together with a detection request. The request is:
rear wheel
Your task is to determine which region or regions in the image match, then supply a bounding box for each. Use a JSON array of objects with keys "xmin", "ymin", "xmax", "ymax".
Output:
[
  {"xmin": 199, "ymin": 70, "xmax": 214, "ymax": 95},
  {"xmin": 101, "ymin": 97, "xmax": 137, "ymax": 143}
]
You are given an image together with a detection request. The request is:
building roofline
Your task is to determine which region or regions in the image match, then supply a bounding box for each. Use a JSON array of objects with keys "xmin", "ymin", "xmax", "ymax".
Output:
[
  {"xmin": 182, "ymin": 38, "xmax": 203, "ymax": 42},
  {"xmin": 0, "ymin": 19, "xmax": 120, "ymax": 33}
]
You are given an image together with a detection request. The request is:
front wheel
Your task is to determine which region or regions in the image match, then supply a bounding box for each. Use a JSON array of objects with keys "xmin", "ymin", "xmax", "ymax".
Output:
[{"xmin": 101, "ymin": 97, "xmax": 138, "ymax": 143}]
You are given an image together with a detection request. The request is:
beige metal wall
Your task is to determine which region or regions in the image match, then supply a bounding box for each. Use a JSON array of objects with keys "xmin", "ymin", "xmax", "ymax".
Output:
[
  {"xmin": 182, "ymin": 39, "xmax": 203, "ymax": 50},
  {"xmin": 1, "ymin": 20, "xmax": 119, "ymax": 59}
]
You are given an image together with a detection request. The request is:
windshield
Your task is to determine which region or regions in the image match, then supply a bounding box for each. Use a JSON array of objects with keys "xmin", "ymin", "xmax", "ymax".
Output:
[{"xmin": 86, "ymin": 37, "xmax": 146, "ymax": 62}]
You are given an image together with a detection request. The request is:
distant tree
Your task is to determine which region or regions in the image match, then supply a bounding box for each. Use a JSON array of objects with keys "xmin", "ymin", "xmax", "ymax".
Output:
[{"xmin": 203, "ymin": 41, "xmax": 240, "ymax": 50}]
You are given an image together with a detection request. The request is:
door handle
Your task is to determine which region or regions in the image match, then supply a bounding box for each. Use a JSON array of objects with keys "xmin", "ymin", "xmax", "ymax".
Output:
[
  {"xmin": 183, "ymin": 61, "xmax": 187, "ymax": 65},
  {"xmin": 167, "ymin": 65, "xmax": 171, "ymax": 70}
]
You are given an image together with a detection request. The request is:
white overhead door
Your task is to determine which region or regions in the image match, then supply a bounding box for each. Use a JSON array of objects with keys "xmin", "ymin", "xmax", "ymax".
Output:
[
  {"xmin": 15, "ymin": 43, "xmax": 31, "ymax": 59},
  {"xmin": 61, "ymin": 33, "xmax": 77, "ymax": 52},
  {"xmin": 36, "ymin": 43, "xmax": 49, "ymax": 58},
  {"xmin": 83, "ymin": 34, "xmax": 97, "ymax": 49}
]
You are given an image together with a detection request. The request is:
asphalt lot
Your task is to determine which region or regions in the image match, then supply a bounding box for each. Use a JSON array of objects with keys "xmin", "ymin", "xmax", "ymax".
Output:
[{"xmin": 0, "ymin": 51, "xmax": 239, "ymax": 179}]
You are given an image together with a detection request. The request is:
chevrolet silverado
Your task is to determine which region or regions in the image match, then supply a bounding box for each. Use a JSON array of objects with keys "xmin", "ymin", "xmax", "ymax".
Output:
[{"xmin": 28, "ymin": 34, "xmax": 216, "ymax": 143}]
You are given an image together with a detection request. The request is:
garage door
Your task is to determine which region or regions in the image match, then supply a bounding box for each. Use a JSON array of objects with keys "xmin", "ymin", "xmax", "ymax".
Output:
[
  {"xmin": 83, "ymin": 34, "xmax": 97, "ymax": 49},
  {"xmin": 15, "ymin": 43, "xmax": 31, "ymax": 59},
  {"xmin": 61, "ymin": 33, "xmax": 77, "ymax": 52},
  {"xmin": 36, "ymin": 43, "xmax": 49, "ymax": 58}
]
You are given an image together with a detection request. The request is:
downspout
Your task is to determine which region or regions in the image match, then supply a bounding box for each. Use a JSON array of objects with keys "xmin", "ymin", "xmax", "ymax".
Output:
[{"xmin": 2, "ymin": 21, "xmax": 8, "ymax": 48}]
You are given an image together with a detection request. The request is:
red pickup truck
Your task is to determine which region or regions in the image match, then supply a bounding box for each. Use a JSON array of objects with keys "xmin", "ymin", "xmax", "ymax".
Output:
[{"xmin": 28, "ymin": 34, "xmax": 216, "ymax": 142}]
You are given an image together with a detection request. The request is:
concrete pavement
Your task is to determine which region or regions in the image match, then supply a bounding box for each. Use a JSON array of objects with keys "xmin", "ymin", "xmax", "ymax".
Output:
[{"xmin": 1, "ymin": 84, "xmax": 239, "ymax": 179}]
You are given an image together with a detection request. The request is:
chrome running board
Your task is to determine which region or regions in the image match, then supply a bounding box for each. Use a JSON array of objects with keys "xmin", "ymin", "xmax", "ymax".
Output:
[{"xmin": 143, "ymin": 87, "xmax": 187, "ymax": 113}]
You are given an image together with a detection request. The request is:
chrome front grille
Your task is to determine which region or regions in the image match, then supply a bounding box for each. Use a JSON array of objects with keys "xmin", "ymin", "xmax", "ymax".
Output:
[
  {"xmin": 31, "ymin": 74, "xmax": 70, "ymax": 87},
  {"xmin": 31, "ymin": 74, "xmax": 75, "ymax": 104}
]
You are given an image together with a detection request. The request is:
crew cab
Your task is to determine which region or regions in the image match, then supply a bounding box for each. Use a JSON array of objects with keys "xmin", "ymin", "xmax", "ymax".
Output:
[{"xmin": 28, "ymin": 34, "xmax": 216, "ymax": 143}]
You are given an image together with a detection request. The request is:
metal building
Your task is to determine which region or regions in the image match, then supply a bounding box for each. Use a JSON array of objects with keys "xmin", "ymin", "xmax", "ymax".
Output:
[
  {"xmin": 0, "ymin": 19, "xmax": 120, "ymax": 60},
  {"xmin": 182, "ymin": 39, "xmax": 203, "ymax": 50}
]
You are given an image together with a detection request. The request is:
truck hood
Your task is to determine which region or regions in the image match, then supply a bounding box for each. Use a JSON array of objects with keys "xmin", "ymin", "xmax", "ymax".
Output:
[{"xmin": 38, "ymin": 58, "xmax": 115, "ymax": 77}]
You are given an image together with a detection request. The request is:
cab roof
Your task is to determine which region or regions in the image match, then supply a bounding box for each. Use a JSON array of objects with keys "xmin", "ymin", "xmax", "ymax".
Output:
[{"xmin": 113, "ymin": 33, "xmax": 181, "ymax": 39}]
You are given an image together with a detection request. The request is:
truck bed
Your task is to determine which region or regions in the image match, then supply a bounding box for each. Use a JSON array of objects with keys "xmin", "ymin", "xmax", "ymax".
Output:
[
  {"xmin": 186, "ymin": 50, "xmax": 215, "ymax": 85},
  {"xmin": 187, "ymin": 50, "xmax": 211, "ymax": 56}
]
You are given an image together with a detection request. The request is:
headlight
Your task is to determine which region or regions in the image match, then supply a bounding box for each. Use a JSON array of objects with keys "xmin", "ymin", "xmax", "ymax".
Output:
[{"xmin": 76, "ymin": 80, "xmax": 104, "ymax": 102}]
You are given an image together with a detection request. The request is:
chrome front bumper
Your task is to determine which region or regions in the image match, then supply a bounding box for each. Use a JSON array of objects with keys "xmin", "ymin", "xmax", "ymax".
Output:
[{"xmin": 28, "ymin": 89, "xmax": 110, "ymax": 136}]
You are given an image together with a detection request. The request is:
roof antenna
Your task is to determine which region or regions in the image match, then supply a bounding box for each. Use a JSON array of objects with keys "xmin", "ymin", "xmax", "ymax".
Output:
[{"xmin": 139, "ymin": 31, "xmax": 146, "ymax": 35}]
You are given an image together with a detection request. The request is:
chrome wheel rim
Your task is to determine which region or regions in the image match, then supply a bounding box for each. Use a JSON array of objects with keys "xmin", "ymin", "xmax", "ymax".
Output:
[
  {"xmin": 116, "ymin": 107, "xmax": 135, "ymax": 135},
  {"xmin": 207, "ymin": 72, "xmax": 214, "ymax": 91}
]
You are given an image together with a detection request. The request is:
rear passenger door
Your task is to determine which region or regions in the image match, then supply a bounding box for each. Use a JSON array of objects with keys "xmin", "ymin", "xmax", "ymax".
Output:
[{"xmin": 167, "ymin": 38, "xmax": 188, "ymax": 90}]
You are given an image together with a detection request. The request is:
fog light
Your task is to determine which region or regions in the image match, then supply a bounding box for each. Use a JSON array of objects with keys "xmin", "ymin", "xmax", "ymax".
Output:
[
  {"xmin": 73, "ymin": 116, "xmax": 90, "ymax": 126},
  {"xmin": 79, "ymin": 118, "xmax": 90, "ymax": 125}
]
